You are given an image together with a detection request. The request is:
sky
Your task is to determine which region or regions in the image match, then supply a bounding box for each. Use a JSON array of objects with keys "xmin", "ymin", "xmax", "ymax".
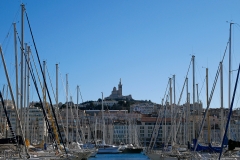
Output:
[{"xmin": 0, "ymin": 1, "xmax": 240, "ymax": 109}]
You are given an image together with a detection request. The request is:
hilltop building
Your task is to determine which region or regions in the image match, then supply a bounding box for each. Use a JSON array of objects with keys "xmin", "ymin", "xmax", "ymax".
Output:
[{"xmin": 105, "ymin": 79, "xmax": 132, "ymax": 100}]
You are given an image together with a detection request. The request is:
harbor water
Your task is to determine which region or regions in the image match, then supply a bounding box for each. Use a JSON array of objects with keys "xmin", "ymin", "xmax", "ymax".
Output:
[{"xmin": 89, "ymin": 153, "xmax": 149, "ymax": 160}]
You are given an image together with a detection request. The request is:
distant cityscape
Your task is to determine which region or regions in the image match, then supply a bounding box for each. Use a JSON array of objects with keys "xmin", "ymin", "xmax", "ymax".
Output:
[{"xmin": 1, "ymin": 79, "xmax": 240, "ymax": 149}]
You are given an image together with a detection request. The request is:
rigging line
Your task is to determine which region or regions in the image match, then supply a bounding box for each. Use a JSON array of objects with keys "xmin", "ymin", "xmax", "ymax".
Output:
[
  {"xmin": 3, "ymin": 27, "xmax": 13, "ymax": 55},
  {"xmin": 1, "ymin": 6, "xmax": 20, "ymax": 46},
  {"xmin": 53, "ymin": 71, "xmax": 67, "ymax": 136},
  {"xmin": 0, "ymin": 85, "xmax": 4, "ymax": 133},
  {"xmin": 18, "ymin": 14, "xmax": 60, "ymax": 153},
  {"xmin": 234, "ymin": 86, "xmax": 240, "ymax": 108},
  {"xmin": 0, "ymin": 45, "xmax": 29, "ymax": 158},
  {"xmin": 219, "ymin": 63, "xmax": 240, "ymax": 159},
  {"xmin": 59, "ymin": 70, "xmax": 77, "ymax": 105},
  {"xmin": 17, "ymin": 38, "xmax": 57, "ymax": 148},
  {"xmin": 59, "ymin": 70, "xmax": 67, "ymax": 96},
  {"xmin": 30, "ymin": 53, "xmax": 43, "ymax": 90},
  {"xmin": 196, "ymin": 60, "xmax": 204, "ymax": 86},
  {"xmin": 198, "ymin": 77, "xmax": 206, "ymax": 102},
  {"xmin": 78, "ymin": 87, "xmax": 97, "ymax": 145},
  {"xmin": 175, "ymin": 57, "xmax": 193, "ymax": 105},
  {"xmin": 221, "ymin": 41, "xmax": 229, "ymax": 63},
  {"xmin": 1, "ymin": 24, "xmax": 13, "ymax": 47},
  {"xmin": 196, "ymin": 61, "xmax": 206, "ymax": 103},
  {"xmin": 209, "ymin": 68, "xmax": 220, "ymax": 108},
  {"xmin": 177, "ymin": 78, "xmax": 186, "ymax": 105},
  {"xmin": 16, "ymin": 31, "xmax": 43, "ymax": 91},
  {"xmin": 194, "ymin": 63, "xmax": 221, "ymax": 152},
  {"xmin": 0, "ymin": 26, "xmax": 14, "ymax": 70},
  {"xmin": 185, "ymin": 56, "xmax": 192, "ymax": 79},
  {"xmin": 235, "ymin": 23, "xmax": 240, "ymax": 28},
  {"xmin": 18, "ymin": 36, "xmax": 51, "ymax": 134},
  {"xmin": 45, "ymin": 63, "xmax": 57, "ymax": 103},
  {"xmin": 234, "ymin": 23, "xmax": 240, "ymax": 34},
  {"xmin": 0, "ymin": 91, "xmax": 20, "ymax": 152},
  {"xmin": 162, "ymin": 79, "xmax": 170, "ymax": 102},
  {"xmin": 173, "ymin": 57, "xmax": 192, "ymax": 106},
  {"xmin": 8, "ymin": 32, "xmax": 18, "ymax": 97},
  {"xmin": 73, "ymin": 99, "xmax": 82, "ymax": 142},
  {"xmin": 232, "ymin": 27, "xmax": 239, "ymax": 76},
  {"xmin": 72, "ymin": 87, "xmax": 78, "ymax": 101},
  {"xmin": 176, "ymin": 80, "xmax": 181, "ymax": 98},
  {"xmin": 79, "ymin": 86, "xmax": 84, "ymax": 103},
  {"xmin": 68, "ymin": 86, "xmax": 77, "ymax": 102},
  {"xmin": 25, "ymin": 10, "xmax": 67, "ymax": 155}
]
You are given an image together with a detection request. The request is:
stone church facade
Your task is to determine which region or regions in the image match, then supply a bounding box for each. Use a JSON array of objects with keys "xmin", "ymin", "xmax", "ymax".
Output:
[{"xmin": 105, "ymin": 79, "xmax": 132, "ymax": 100}]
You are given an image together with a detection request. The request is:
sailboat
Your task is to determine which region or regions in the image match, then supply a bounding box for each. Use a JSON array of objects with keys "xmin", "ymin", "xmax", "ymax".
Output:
[
  {"xmin": 96, "ymin": 92, "xmax": 121, "ymax": 154},
  {"xmin": 146, "ymin": 57, "xmax": 196, "ymax": 160},
  {"xmin": 119, "ymin": 115, "xmax": 143, "ymax": 153},
  {"xmin": 0, "ymin": 91, "xmax": 25, "ymax": 158},
  {"xmin": 63, "ymin": 74, "xmax": 92, "ymax": 159},
  {"xmin": 218, "ymin": 62, "xmax": 240, "ymax": 159}
]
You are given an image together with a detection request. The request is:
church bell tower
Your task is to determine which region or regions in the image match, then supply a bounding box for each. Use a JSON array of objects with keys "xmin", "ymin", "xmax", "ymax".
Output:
[{"xmin": 118, "ymin": 78, "xmax": 122, "ymax": 96}]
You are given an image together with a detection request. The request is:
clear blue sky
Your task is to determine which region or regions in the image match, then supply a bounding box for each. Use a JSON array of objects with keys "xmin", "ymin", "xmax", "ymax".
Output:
[{"xmin": 0, "ymin": 1, "xmax": 240, "ymax": 109}]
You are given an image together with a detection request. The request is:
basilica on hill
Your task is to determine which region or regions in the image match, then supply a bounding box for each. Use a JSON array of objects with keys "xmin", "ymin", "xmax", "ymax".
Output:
[{"xmin": 105, "ymin": 79, "xmax": 132, "ymax": 100}]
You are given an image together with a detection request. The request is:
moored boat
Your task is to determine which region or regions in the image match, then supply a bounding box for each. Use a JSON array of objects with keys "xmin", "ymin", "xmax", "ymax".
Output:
[
  {"xmin": 97, "ymin": 144, "xmax": 121, "ymax": 154},
  {"xmin": 119, "ymin": 144, "xmax": 143, "ymax": 153}
]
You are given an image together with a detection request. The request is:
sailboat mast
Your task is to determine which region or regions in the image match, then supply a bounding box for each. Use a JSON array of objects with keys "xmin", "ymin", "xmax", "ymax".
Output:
[
  {"xmin": 23, "ymin": 43, "xmax": 27, "ymax": 135},
  {"xmin": 20, "ymin": 3, "xmax": 24, "ymax": 124},
  {"xmin": 6, "ymin": 86, "xmax": 9, "ymax": 138},
  {"xmin": 70, "ymin": 96, "xmax": 74, "ymax": 143},
  {"xmin": 186, "ymin": 77, "xmax": 189, "ymax": 143},
  {"xmin": 220, "ymin": 62, "xmax": 224, "ymax": 141},
  {"xmin": 43, "ymin": 61, "xmax": 46, "ymax": 98},
  {"xmin": 26, "ymin": 46, "xmax": 30, "ymax": 140},
  {"xmin": 206, "ymin": 68, "xmax": 210, "ymax": 143},
  {"xmin": 206, "ymin": 68, "xmax": 208, "ymax": 106},
  {"xmin": 76, "ymin": 85, "xmax": 79, "ymax": 142},
  {"xmin": 219, "ymin": 63, "xmax": 240, "ymax": 160},
  {"xmin": 66, "ymin": 74, "xmax": 69, "ymax": 145},
  {"xmin": 196, "ymin": 83, "xmax": 199, "ymax": 138},
  {"xmin": 0, "ymin": 85, "xmax": 4, "ymax": 133},
  {"xmin": 24, "ymin": 43, "xmax": 27, "ymax": 108},
  {"xmin": 95, "ymin": 116, "xmax": 97, "ymax": 142},
  {"xmin": 173, "ymin": 75, "xmax": 176, "ymax": 143},
  {"xmin": 13, "ymin": 22, "xmax": 19, "ymax": 135},
  {"xmin": 192, "ymin": 55, "xmax": 196, "ymax": 139},
  {"xmin": 13, "ymin": 22, "xmax": 18, "ymax": 114},
  {"xmin": 169, "ymin": 77, "xmax": 173, "ymax": 145},
  {"xmin": 163, "ymin": 98, "xmax": 166, "ymax": 146},
  {"xmin": 43, "ymin": 61, "xmax": 47, "ymax": 142},
  {"xmin": 228, "ymin": 22, "xmax": 233, "ymax": 139},
  {"xmin": 56, "ymin": 64, "xmax": 58, "ymax": 118},
  {"xmin": 101, "ymin": 92, "xmax": 105, "ymax": 144},
  {"xmin": 0, "ymin": 46, "xmax": 30, "ymax": 158},
  {"xmin": 129, "ymin": 118, "xmax": 132, "ymax": 144},
  {"xmin": 125, "ymin": 108, "xmax": 127, "ymax": 144},
  {"xmin": 196, "ymin": 84, "xmax": 199, "ymax": 103}
]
